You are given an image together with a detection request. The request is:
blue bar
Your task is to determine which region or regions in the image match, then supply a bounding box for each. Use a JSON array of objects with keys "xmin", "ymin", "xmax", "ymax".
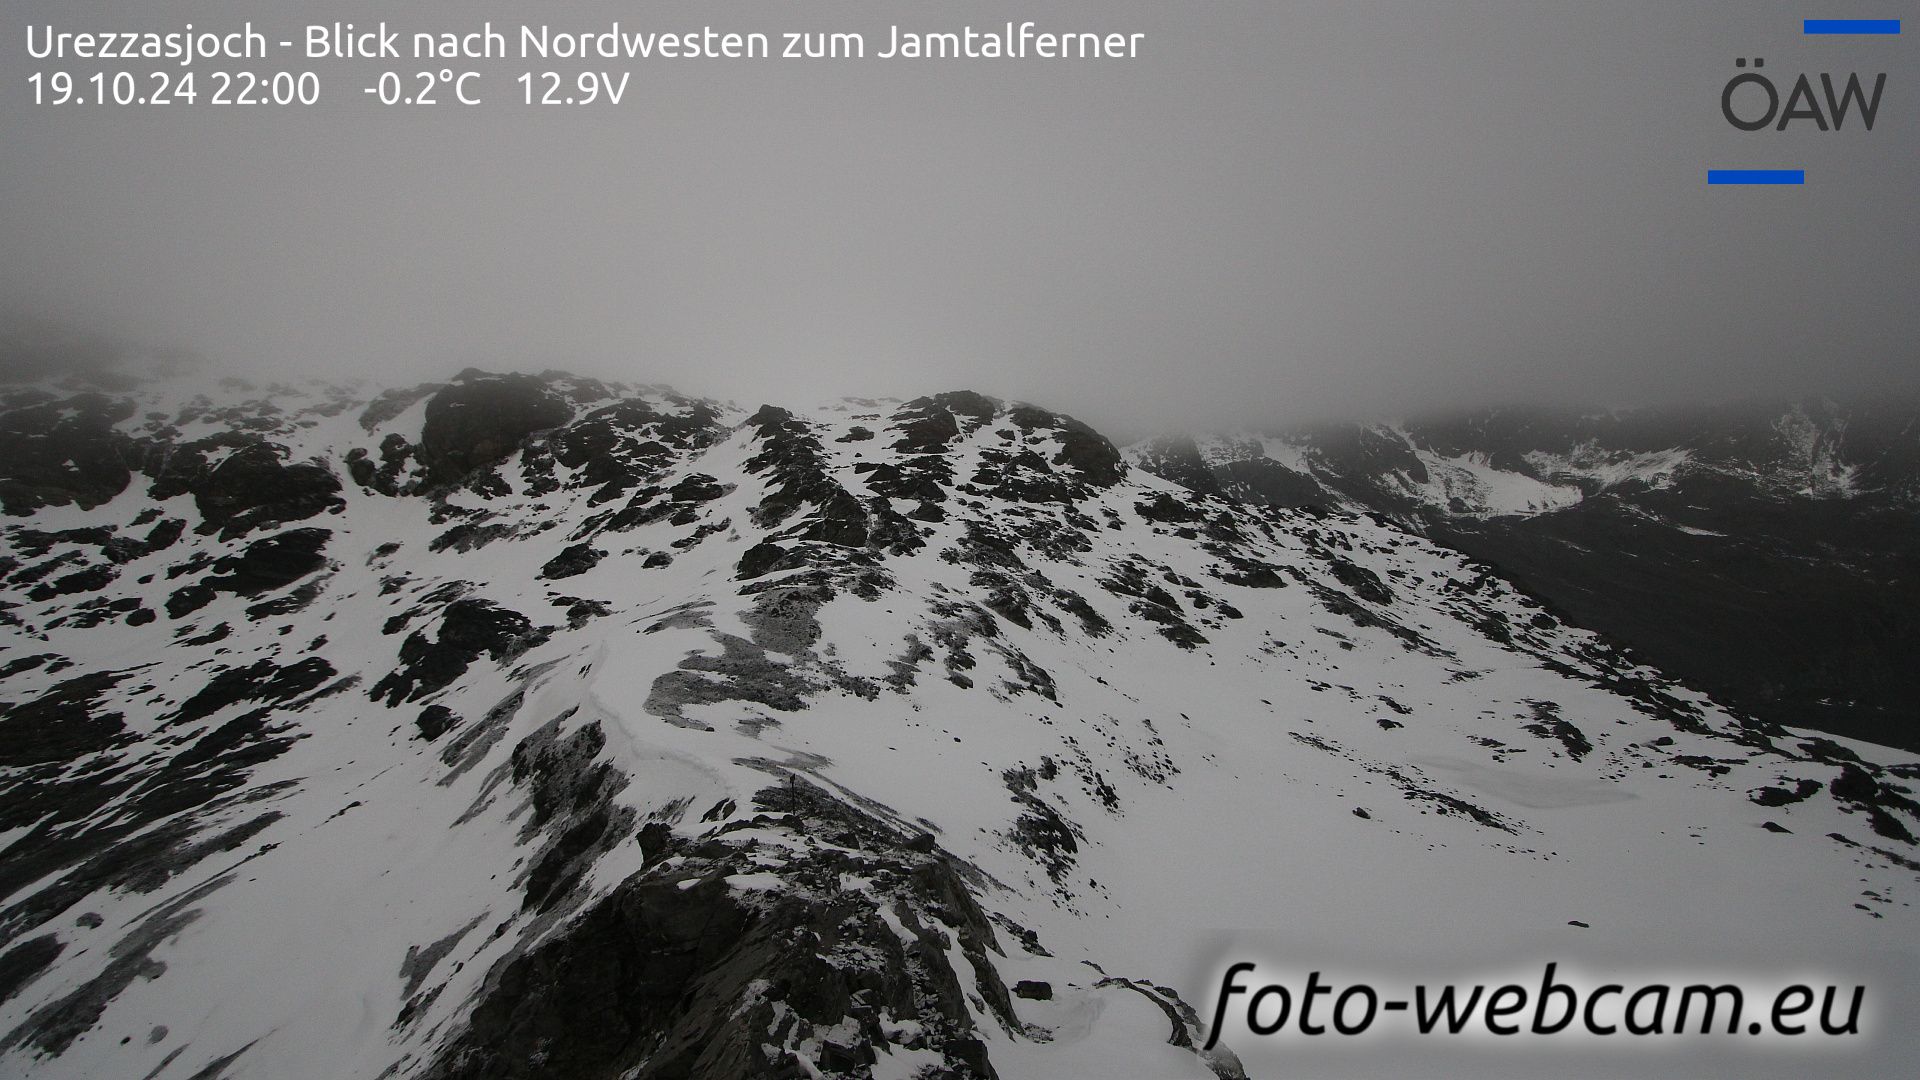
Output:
[
  {"xmin": 1803, "ymin": 19, "xmax": 1901, "ymax": 34},
  {"xmin": 1708, "ymin": 170, "xmax": 1806, "ymax": 185}
]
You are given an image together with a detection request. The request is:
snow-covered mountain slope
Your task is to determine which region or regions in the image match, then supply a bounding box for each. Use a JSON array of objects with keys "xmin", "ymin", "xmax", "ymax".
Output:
[
  {"xmin": 1135, "ymin": 401, "xmax": 1920, "ymax": 752},
  {"xmin": 2, "ymin": 373, "xmax": 1918, "ymax": 1079}
]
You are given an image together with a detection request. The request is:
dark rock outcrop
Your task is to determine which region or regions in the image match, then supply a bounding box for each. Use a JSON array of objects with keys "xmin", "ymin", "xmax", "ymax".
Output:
[
  {"xmin": 418, "ymin": 372, "xmax": 573, "ymax": 489},
  {"xmin": 371, "ymin": 599, "xmax": 542, "ymax": 705},
  {"xmin": 165, "ymin": 528, "xmax": 332, "ymax": 618},
  {"xmin": 425, "ymin": 778, "xmax": 1014, "ymax": 1080},
  {"xmin": 0, "ymin": 392, "xmax": 137, "ymax": 515}
]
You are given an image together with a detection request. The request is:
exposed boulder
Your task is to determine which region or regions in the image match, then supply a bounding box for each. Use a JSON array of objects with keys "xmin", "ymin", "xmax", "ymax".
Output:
[{"xmin": 539, "ymin": 543, "xmax": 604, "ymax": 581}]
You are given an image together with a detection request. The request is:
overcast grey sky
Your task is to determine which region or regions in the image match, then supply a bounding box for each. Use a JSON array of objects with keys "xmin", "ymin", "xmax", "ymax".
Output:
[{"xmin": 3, "ymin": 0, "xmax": 1915, "ymax": 430}]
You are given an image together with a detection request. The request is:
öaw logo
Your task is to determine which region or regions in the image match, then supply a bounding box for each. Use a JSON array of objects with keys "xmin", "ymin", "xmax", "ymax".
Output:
[
  {"xmin": 1720, "ymin": 56, "xmax": 1885, "ymax": 132},
  {"xmin": 1708, "ymin": 18, "xmax": 1900, "ymax": 186}
]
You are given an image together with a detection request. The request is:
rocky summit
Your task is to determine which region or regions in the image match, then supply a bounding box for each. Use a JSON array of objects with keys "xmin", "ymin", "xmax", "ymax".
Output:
[{"xmin": 1, "ymin": 370, "xmax": 1917, "ymax": 1079}]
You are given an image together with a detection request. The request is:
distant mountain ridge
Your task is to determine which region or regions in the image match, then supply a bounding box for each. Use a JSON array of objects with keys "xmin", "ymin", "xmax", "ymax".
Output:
[{"xmin": 1134, "ymin": 398, "xmax": 1920, "ymax": 751}]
